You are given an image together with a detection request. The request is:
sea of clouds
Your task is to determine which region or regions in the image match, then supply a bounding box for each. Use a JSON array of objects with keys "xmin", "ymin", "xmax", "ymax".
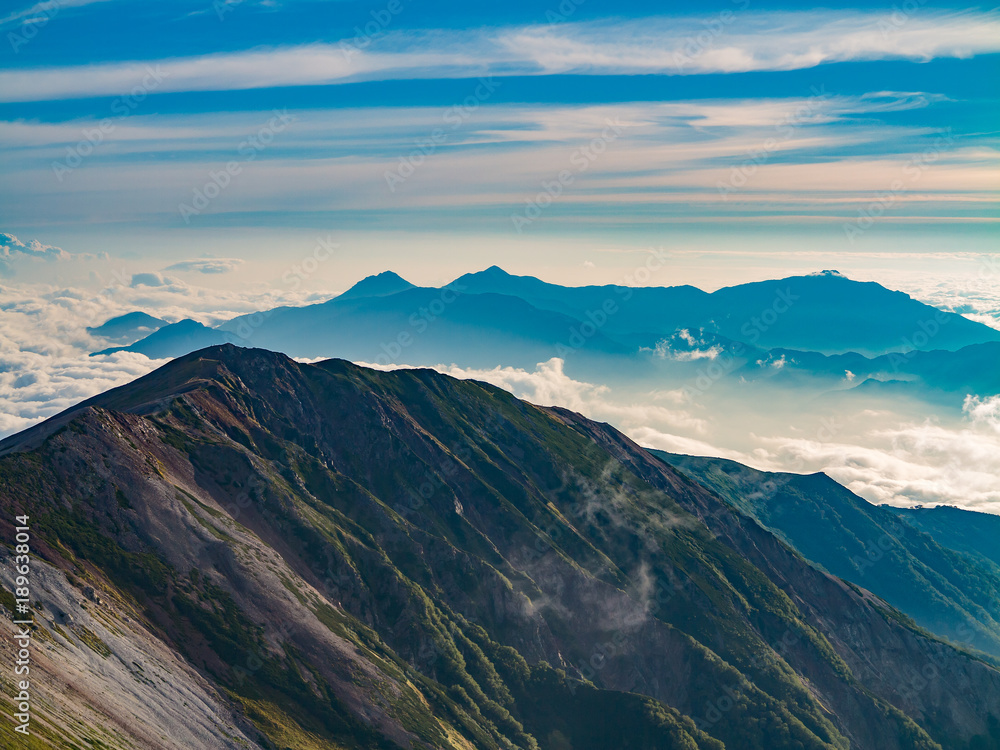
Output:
[{"xmin": 2, "ymin": 232, "xmax": 998, "ymax": 514}]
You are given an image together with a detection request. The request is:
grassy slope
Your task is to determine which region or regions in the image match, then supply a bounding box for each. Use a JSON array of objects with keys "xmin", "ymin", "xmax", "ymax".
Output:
[{"xmin": 656, "ymin": 452, "xmax": 1000, "ymax": 660}]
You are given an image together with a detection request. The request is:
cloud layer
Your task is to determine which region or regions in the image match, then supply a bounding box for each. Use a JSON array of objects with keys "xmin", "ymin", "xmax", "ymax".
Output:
[
  {"xmin": 3, "ymin": 11, "xmax": 999, "ymax": 102},
  {"xmin": 0, "ymin": 263, "xmax": 339, "ymax": 438}
]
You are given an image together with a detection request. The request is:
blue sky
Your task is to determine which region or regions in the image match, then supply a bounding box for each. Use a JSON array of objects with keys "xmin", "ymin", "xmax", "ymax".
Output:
[{"xmin": 0, "ymin": 0, "xmax": 997, "ymax": 290}]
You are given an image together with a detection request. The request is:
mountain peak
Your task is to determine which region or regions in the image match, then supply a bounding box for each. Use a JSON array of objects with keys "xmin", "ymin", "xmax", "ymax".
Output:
[
  {"xmin": 480, "ymin": 265, "xmax": 512, "ymax": 276},
  {"xmin": 86, "ymin": 310, "xmax": 168, "ymax": 344},
  {"xmin": 336, "ymin": 270, "xmax": 415, "ymax": 300}
]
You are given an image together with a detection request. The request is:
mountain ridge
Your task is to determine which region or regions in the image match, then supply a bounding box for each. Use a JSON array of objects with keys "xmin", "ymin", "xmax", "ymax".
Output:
[
  {"xmin": 2, "ymin": 344, "xmax": 999, "ymax": 749},
  {"xmin": 655, "ymin": 451, "xmax": 1000, "ymax": 659},
  {"xmin": 93, "ymin": 269, "xmax": 1000, "ymax": 366}
]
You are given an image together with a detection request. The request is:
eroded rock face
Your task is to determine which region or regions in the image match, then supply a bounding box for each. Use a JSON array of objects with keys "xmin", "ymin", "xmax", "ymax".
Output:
[
  {"xmin": 1, "ymin": 344, "xmax": 998, "ymax": 750},
  {"xmin": 0, "ymin": 547, "xmax": 260, "ymax": 750}
]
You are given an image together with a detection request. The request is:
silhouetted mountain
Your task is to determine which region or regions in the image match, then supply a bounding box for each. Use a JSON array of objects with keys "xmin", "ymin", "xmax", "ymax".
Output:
[
  {"xmin": 706, "ymin": 271, "xmax": 997, "ymax": 356},
  {"xmin": 336, "ymin": 270, "xmax": 416, "ymax": 300},
  {"xmin": 450, "ymin": 265, "xmax": 709, "ymax": 347},
  {"xmin": 87, "ymin": 311, "xmax": 167, "ymax": 344},
  {"xmin": 100, "ymin": 270, "xmax": 1000, "ymax": 374},
  {"xmin": 733, "ymin": 342, "xmax": 1000, "ymax": 401},
  {"xmin": 216, "ymin": 286, "xmax": 638, "ymax": 372},
  {"xmin": 93, "ymin": 318, "xmax": 237, "ymax": 358},
  {"xmin": 2, "ymin": 344, "xmax": 999, "ymax": 749}
]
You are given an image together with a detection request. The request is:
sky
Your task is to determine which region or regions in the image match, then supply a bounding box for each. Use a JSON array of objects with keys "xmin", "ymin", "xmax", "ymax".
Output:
[
  {"xmin": 0, "ymin": 0, "xmax": 997, "ymax": 291},
  {"xmin": 0, "ymin": 0, "xmax": 998, "ymax": 512}
]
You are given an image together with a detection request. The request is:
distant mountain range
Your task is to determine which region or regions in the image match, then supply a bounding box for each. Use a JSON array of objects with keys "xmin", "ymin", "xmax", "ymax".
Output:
[
  {"xmin": 88, "ymin": 268, "xmax": 1000, "ymax": 401},
  {"xmin": 2, "ymin": 344, "xmax": 999, "ymax": 749}
]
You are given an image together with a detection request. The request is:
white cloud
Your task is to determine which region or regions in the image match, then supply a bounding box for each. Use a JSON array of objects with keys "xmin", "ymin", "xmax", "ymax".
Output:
[
  {"xmin": 357, "ymin": 357, "xmax": 710, "ymax": 435},
  {"xmin": 2, "ymin": 95, "xmax": 993, "ymax": 229},
  {"xmin": 1, "ymin": 11, "xmax": 999, "ymax": 102},
  {"xmin": 748, "ymin": 414, "xmax": 1000, "ymax": 513},
  {"xmin": 0, "ymin": 252, "xmax": 996, "ymax": 517},
  {"xmin": 499, "ymin": 12, "xmax": 1000, "ymax": 75},
  {"xmin": 0, "ymin": 271, "xmax": 343, "ymax": 439},
  {"xmin": 965, "ymin": 394, "xmax": 1000, "ymax": 434},
  {"xmin": 890, "ymin": 258, "xmax": 1000, "ymax": 331},
  {"xmin": 363, "ymin": 357, "xmax": 1000, "ymax": 515},
  {"xmin": 0, "ymin": 0, "xmax": 115, "ymax": 29},
  {"xmin": 651, "ymin": 329, "xmax": 723, "ymax": 361},
  {"xmin": 130, "ymin": 272, "xmax": 173, "ymax": 288},
  {"xmin": 1, "ymin": 232, "xmax": 70, "ymax": 261}
]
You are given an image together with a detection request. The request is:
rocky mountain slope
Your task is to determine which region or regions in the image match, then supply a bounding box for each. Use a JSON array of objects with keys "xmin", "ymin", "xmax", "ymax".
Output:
[{"xmin": 2, "ymin": 345, "xmax": 999, "ymax": 749}]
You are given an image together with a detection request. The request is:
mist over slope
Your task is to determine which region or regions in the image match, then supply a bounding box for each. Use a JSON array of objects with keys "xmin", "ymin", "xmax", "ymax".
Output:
[
  {"xmin": 656, "ymin": 452, "xmax": 1000, "ymax": 659},
  {"xmin": 1, "ymin": 345, "xmax": 999, "ymax": 749}
]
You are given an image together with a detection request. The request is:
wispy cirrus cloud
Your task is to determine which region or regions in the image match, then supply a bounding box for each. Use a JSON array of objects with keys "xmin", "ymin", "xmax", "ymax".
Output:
[
  {"xmin": 165, "ymin": 258, "xmax": 244, "ymax": 274},
  {"xmin": 4, "ymin": 95, "xmax": 992, "ymax": 229},
  {"xmin": 1, "ymin": 10, "xmax": 999, "ymax": 102},
  {"xmin": 497, "ymin": 11, "xmax": 1000, "ymax": 75},
  {"xmin": 0, "ymin": 0, "xmax": 116, "ymax": 29}
]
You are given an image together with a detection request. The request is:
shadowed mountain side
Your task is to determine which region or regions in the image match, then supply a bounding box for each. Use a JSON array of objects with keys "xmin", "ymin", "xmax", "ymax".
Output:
[
  {"xmin": 450, "ymin": 265, "xmax": 710, "ymax": 347},
  {"xmin": 705, "ymin": 272, "xmax": 999, "ymax": 355},
  {"xmin": 94, "ymin": 271, "xmax": 1000, "ymax": 403},
  {"xmin": 449, "ymin": 267, "xmax": 999, "ymax": 355},
  {"xmin": 215, "ymin": 287, "xmax": 642, "ymax": 373},
  {"xmin": 1, "ymin": 344, "xmax": 998, "ymax": 749},
  {"xmin": 655, "ymin": 452, "xmax": 1000, "ymax": 659},
  {"xmin": 886, "ymin": 505, "xmax": 1000, "ymax": 571},
  {"xmin": 732, "ymin": 343, "xmax": 1000, "ymax": 399}
]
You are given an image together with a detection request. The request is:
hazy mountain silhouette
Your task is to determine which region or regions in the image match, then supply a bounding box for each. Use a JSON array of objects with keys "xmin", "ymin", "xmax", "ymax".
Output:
[{"xmin": 86, "ymin": 310, "xmax": 167, "ymax": 344}]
